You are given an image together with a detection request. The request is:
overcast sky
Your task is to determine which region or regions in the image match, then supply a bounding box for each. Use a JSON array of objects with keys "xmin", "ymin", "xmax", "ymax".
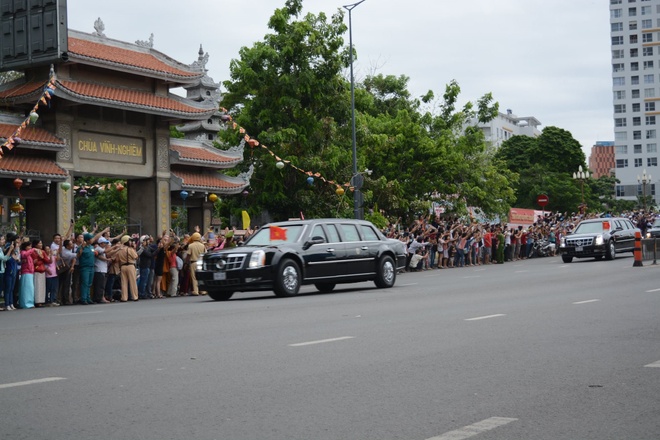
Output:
[{"xmin": 66, "ymin": 0, "xmax": 612, "ymax": 159}]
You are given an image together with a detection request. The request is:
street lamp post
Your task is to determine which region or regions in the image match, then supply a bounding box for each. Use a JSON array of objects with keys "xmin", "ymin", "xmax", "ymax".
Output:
[
  {"xmin": 572, "ymin": 165, "xmax": 590, "ymax": 214},
  {"xmin": 637, "ymin": 168, "xmax": 652, "ymax": 212},
  {"xmin": 344, "ymin": 0, "xmax": 365, "ymax": 219}
]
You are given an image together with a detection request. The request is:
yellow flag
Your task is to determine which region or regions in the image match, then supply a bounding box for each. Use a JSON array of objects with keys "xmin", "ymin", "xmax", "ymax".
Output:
[{"xmin": 242, "ymin": 210, "xmax": 251, "ymax": 230}]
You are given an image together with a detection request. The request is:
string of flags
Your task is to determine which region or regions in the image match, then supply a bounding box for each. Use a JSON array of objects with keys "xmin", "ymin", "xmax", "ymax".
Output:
[
  {"xmin": 219, "ymin": 108, "xmax": 353, "ymax": 196},
  {"xmin": 0, "ymin": 65, "xmax": 57, "ymax": 158}
]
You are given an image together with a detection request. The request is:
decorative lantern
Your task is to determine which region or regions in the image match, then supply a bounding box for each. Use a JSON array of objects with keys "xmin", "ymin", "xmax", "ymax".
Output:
[
  {"xmin": 10, "ymin": 202, "xmax": 24, "ymax": 213},
  {"xmin": 208, "ymin": 193, "xmax": 219, "ymax": 203},
  {"xmin": 242, "ymin": 190, "xmax": 249, "ymax": 197},
  {"xmin": 13, "ymin": 137, "xmax": 21, "ymax": 145},
  {"xmin": 79, "ymin": 188, "xmax": 87, "ymax": 196},
  {"xmin": 171, "ymin": 211, "xmax": 179, "ymax": 220},
  {"xmin": 306, "ymin": 176, "xmax": 314, "ymax": 185},
  {"xmin": 336, "ymin": 187, "xmax": 345, "ymax": 196},
  {"xmin": 276, "ymin": 161, "xmax": 285, "ymax": 169},
  {"xmin": 29, "ymin": 112, "xmax": 39, "ymax": 124},
  {"xmin": 180, "ymin": 190, "xmax": 189, "ymax": 201},
  {"xmin": 13, "ymin": 178, "xmax": 23, "ymax": 191},
  {"xmin": 116, "ymin": 183, "xmax": 125, "ymax": 192},
  {"xmin": 61, "ymin": 182, "xmax": 71, "ymax": 191},
  {"xmin": 247, "ymin": 138, "xmax": 259, "ymax": 148}
]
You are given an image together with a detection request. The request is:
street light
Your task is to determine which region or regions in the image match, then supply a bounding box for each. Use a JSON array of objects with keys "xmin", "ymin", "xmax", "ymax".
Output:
[
  {"xmin": 573, "ymin": 165, "xmax": 590, "ymax": 213},
  {"xmin": 637, "ymin": 168, "xmax": 652, "ymax": 212},
  {"xmin": 344, "ymin": 0, "xmax": 365, "ymax": 219}
]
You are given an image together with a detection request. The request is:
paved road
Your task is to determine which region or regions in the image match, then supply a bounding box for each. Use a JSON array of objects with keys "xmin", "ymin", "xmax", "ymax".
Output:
[{"xmin": 1, "ymin": 255, "xmax": 659, "ymax": 440}]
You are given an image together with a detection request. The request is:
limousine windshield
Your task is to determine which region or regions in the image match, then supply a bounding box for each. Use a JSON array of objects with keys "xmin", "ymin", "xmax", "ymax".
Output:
[{"xmin": 245, "ymin": 225, "xmax": 305, "ymax": 245}]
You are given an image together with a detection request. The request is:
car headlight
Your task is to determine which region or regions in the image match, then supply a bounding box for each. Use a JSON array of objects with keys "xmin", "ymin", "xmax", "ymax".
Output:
[
  {"xmin": 646, "ymin": 232, "xmax": 651, "ymax": 239},
  {"xmin": 196, "ymin": 255, "xmax": 204, "ymax": 271},
  {"xmin": 248, "ymin": 250, "xmax": 266, "ymax": 268},
  {"xmin": 560, "ymin": 237, "xmax": 566, "ymax": 246},
  {"xmin": 594, "ymin": 234, "xmax": 604, "ymax": 245}
]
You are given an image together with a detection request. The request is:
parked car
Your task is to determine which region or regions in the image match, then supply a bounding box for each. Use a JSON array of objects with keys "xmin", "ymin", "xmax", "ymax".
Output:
[
  {"xmin": 195, "ymin": 218, "xmax": 407, "ymax": 300},
  {"xmin": 559, "ymin": 217, "xmax": 639, "ymax": 263}
]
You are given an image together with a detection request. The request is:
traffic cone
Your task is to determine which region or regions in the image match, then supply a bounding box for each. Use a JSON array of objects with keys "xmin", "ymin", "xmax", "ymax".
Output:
[{"xmin": 633, "ymin": 231, "xmax": 643, "ymax": 267}]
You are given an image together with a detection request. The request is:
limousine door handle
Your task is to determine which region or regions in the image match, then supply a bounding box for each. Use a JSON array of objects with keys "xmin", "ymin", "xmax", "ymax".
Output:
[
  {"xmin": 326, "ymin": 248, "xmax": 335, "ymax": 253},
  {"xmin": 361, "ymin": 246, "xmax": 369, "ymax": 250}
]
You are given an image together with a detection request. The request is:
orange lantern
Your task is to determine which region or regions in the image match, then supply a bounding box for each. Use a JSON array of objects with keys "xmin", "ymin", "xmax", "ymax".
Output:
[
  {"xmin": 10, "ymin": 202, "xmax": 24, "ymax": 213},
  {"xmin": 208, "ymin": 193, "xmax": 219, "ymax": 203},
  {"xmin": 13, "ymin": 178, "xmax": 22, "ymax": 191},
  {"xmin": 171, "ymin": 211, "xmax": 179, "ymax": 220},
  {"xmin": 116, "ymin": 183, "xmax": 124, "ymax": 192}
]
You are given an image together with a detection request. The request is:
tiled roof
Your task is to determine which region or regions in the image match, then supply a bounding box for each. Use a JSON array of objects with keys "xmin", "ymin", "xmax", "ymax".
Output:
[
  {"xmin": 0, "ymin": 80, "xmax": 43, "ymax": 102},
  {"xmin": 0, "ymin": 155, "xmax": 68, "ymax": 179},
  {"xmin": 0, "ymin": 123, "xmax": 65, "ymax": 147},
  {"xmin": 171, "ymin": 169, "xmax": 248, "ymax": 194},
  {"xmin": 56, "ymin": 80, "xmax": 216, "ymax": 118},
  {"xmin": 170, "ymin": 143, "xmax": 242, "ymax": 166},
  {"xmin": 68, "ymin": 36, "xmax": 203, "ymax": 82}
]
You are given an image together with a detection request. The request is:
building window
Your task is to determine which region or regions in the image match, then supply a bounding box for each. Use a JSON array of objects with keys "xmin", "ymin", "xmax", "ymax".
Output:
[
  {"xmin": 643, "ymin": 47, "xmax": 654, "ymax": 56},
  {"xmin": 643, "ymin": 33, "xmax": 653, "ymax": 43},
  {"xmin": 647, "ymin": 129, "xmax": 656, "ymax": 139},
  {"xmin": 616, "ymin": 118, "xmax": 627, "ymax": 127},
  {"xmin": 612, "ymin": 22, "xmax": 624, "ymax": 32},
  {"xmin": 611, "ymin": 0, "xmax": 621, "ymax": 3},
  {"xmin": 614, "ymin": 104, "xmax": 626, "ymax": 113},
  {"xmin": 633, "ymin": 102, "xmax": 641, "ymax": 112},
  {"xmin": 647, "ymin": 116, "xmax": 656, "ymax": 125},
  {"xmin": 616, "ymin": 131, "xmax": 629, "ymax": 141},
  {"xmin": 615, "ymin": 90, "xmax": 626, "ymax": 100},
  {"xmin": 632, "ymin": 75, "xmax": 640, "ymax": 85},
  {"xmin": 613, "ymin": 63, "xmax": 625, "ymax": 72},
  {"xmin": 644, "ymin": 88, "xmax": 655, "ymax": 97},
  {"xmin": 629, "ymin": 7, "xmax": 637, "ymax": 16},
  {"xmin": 644, "ymin": 60, "xmax": 654, "ymax": 69},
  {"xmin": 642, "ymin": 5, "xmax": 651, "ymax": 14},
  {"xmin": 648, "ymin": 157, "xmax": 658, "ymax": 166},
  {"xmin": 616, "ymin": 159, "xmax": 629, "ymax": 168},
  {"xmin": 630, "ymin": 20, "xmax": 638, "ymax": 29},
  {"xmin": 616, "ymin": 185, "xmax": 626, "ymax": 197},
  {"xmin": 631, "ymin": 48, "xmax": 639, "ymax": 57},
  {"xmin": 645, "ymin": 74, "xmax": 655, "ymax": 84},
  {"xmin": 633, "ymin": 116, "xmax": 642, "ymax": 126},
  {"xmin": 635, "ymin": 144, "xmax": 643, "ymax": 153},
  {"xmin": 645, "ymin": 101, "xmax": 655, "ymax": 111},
  {"xmin": 634, "ymin": 130, "xmax": 642, "ymax": 139},
  {"xmin": 632, "ymin": 61, "xmax": 640, "ymax": 71},
  {"xmin": 647, "ymin": 143, "xmax": 657, "ymax": 153},
  {"xmin": 642, "ymin": 18, "xmax": 653, "ymax": 28},
  {"xmin": 635, "ymin": 158, "xmax": 643, "ymax": 167},
  {"xmin": 614, "ymin": 77, "xmax": 626, "ymax": 86},
  {"xmin": 613, "ymin": 49, "xmax": 625, "ymax": 59},
  {"xmin": 616, "ymin": 145, "xmax": 629, "ymax": 154},
  {"xmin": 633, "ymin": 89, "xmax": 641, "ymax": 98},
  {"xmin": 631, "ymin": 34, "xmax": 639, "ymax": 44},
  {"xmin": 612, "ymin": 8, "xmax": 623, "ymax": 18}
]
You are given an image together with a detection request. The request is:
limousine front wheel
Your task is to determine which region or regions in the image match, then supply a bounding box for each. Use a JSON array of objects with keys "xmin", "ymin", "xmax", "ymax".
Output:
[
  {"xmin": 274, "ymin": 258, "xmax": 301, "ymax": 297},
  {"xmin": 207, "ymin": 290, "xmax": 234, "ymax": 301},
  {"xmin": 374, "ymin": 255, "xmax": 396, "ymax": 288}
]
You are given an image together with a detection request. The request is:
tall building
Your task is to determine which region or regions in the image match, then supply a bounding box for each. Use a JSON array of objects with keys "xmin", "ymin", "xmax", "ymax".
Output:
[
  {"xmin": 610, "ymin": 0, "xmax": 658, "ymax": 204},
  {"xmin": 474, "ymin": 109, "xmax": 542, "ymax": 149},
  {"xmin": 589, "ymin": 141, "xmax": 615, "ymax": 178}
]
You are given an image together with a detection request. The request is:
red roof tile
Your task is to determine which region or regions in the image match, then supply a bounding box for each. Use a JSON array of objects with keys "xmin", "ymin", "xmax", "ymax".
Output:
[
  {"xmin": 171, "ymin": 170, "xmax": 247, "ymax": 193},
  {"xmin": 0, "ymin": 123, "xmax": 65, "ymax": 146},
  {"xmin": 57, "ymin": 80, "xmax": 214, "ymax": 117},
  {"xmin": 0, "ymin": 155, "xmax": 68, "ymax": 178},
  {"xmin": 68, "ymin": 37, "xmax": 202, "ymax": 80},
  {"xmin": 0, "ymin": 80, "xmax": 43, "ymax": 101},
  {"xmin": 170, "ymin": 143, "xmax": 241, "ymax": 165}
]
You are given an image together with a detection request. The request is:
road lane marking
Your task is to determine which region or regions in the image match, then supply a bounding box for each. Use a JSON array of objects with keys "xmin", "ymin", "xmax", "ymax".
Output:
[
  {"xmin": 514, "ymin": 270, "xmax": 529, "ymax": 273},
  {"xmin": 465, "ymin": 314, "xmax": 506, "ymax": 321},
  {"xmin": 56, "ymin": 311, "xmax": 104, "ymax": 316},
  {"xmin": 646, "ymin": 288, "xmax": 660, "ymax": 292},
  {"xmin": 0, "ymin": 377, "xmax": 66, "ymax": 390},
  {"xmin": 573, "ymin": 299, "xmax": 601, "ymax": 305},
  {"xmin": 398, "ymin": 283, "xmax": 418, "ymax": 287},
  {"xmin": 426, "ymin": 417, "xmax": 518, "ymax": 440},
  {"xmin": 289, "ymin": 336, "xmax": 355, "ymax": 347},
  {"xmin": 644, "ymin": 360, "xmax": 660, "ymax": 368},
  {"xmin": 462, "ymin": 276, "xmax": 481, "ymax": 279}
]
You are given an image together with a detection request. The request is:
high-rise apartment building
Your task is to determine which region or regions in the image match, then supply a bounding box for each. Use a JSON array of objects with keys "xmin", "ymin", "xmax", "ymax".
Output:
[
  {"xmin": 610, "ymin": 0, "xmax": 658, "ymax": 204},
  {"xmin": 589, "ymin": 141, "xmax": 615, "ymax": 178}
]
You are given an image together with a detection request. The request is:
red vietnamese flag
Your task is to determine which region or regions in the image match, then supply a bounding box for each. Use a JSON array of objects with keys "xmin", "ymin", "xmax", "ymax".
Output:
[{"xmin": 270, "ymin": 225, "xmax": 287, "ymax": 241}]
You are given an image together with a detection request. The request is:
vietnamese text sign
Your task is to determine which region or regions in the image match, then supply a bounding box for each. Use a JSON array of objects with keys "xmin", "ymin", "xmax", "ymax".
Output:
[{"xmin": 77, "ymin": 131, "xmax": 145, "ymax": 164}]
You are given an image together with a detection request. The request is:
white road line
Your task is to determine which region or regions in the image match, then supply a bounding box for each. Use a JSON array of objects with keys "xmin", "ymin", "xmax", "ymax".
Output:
[
  {"xmin": 573, "ymin": 299, "xmax": 601, "ymax": 305},
  {"xmin": 56, "ymin": 311, "xmax": 104, "ymax": 316},
  {"xmin": 462, "ymin": 276, "xmax": 481, "ymax": 279},
  {"xmin": 646, "ymin": 288, "xmax": 660, "ymax": 292},
  {"xmin": 0, "ymin": 377, "xmax": 66, "ymax": 390},
  {"xmin": 514, "ymin": 270, "xmax": 529, "ymax": 273},
  {"xmin": 426, "ymin": 417, "xmax": 518, "ymax": 440},
  {"xmin": 398, "ymin": 283, "xmax": 418, "ymax": 287},
  {"xmin": 289, "ymin": 336, "xmax": 355, "ymax": 347},
  {"xmin": 465, "ymin": 314, "xmax": 506, "ymax": 321},
  {"xmin": 644, "ymin": 360, "xmax": 660, "ymax": 368}
]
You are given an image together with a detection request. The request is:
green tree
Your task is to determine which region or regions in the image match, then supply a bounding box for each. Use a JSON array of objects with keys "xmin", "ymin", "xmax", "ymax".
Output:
[
  {"xmin": 73, "ymin": 177, "xmax": 127, "ymax": 232},
  {"xmin": 220, "ymin": 0, "xmax": 353, "ymax": 220}
]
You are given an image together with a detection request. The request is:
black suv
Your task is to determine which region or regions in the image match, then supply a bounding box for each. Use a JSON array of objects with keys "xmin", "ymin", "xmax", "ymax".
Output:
[
  {"xmin": 559, "ymin": 217, "xmax": 639, "ymax": 263},
  {"xmin": 195, "ymin": 219, "xmax": 407, "ymax": 300}
]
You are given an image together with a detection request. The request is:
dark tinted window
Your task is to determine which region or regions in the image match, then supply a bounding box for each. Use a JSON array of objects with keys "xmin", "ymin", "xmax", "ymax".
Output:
[
  {"xmin": 325, "ymin": 224, "xmax": 341, "ymax": 243},
  {"xmin": 360, "ymin": 224, "xmax": 379, "ymax": 241},
  {"xmin": 340, "ymin": 224, "xmax": 360, "ymax": 242}
]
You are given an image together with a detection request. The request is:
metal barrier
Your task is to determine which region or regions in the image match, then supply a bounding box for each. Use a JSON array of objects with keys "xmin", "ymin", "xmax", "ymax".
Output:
[{"xmin": 641, "ymin": 238, "xmax": 658, "ymax": 265}]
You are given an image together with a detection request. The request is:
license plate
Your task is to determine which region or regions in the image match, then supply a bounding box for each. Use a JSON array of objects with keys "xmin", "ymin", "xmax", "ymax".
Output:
[
  {"xmin": 576, "ymin": 246, "xmax": 583, "ymax": 252},
  {"xmin": 213, "ymin": 272, "xmax": 226, "ymax": 281}
]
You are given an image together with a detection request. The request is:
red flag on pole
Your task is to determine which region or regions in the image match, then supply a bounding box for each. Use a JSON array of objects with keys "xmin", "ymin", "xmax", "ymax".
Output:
[{"xmin": 270, "ymin": 226, "xmax": 287, "ymax": 241}]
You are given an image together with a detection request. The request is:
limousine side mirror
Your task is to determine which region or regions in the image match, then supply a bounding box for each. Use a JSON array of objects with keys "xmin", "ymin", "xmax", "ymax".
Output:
[{"xmin": 303, "ymin": 236, "xmax": 325, "ymax": 250}]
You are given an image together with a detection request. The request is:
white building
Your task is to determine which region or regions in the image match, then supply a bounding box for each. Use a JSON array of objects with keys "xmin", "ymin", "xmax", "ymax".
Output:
[
  {"xmin": 475, "ymin": 109, "xmax": 542, "ymax": 149},
  {"xmin": 610, "ymin": 0, "xmax": 658, "ymax": 204}
]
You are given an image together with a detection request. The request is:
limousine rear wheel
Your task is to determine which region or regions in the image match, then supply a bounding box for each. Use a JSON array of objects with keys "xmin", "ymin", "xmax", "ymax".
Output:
[
  {"xmin": 374, "ymin": 255, "xmax": 396, "ymax": 288},
  {"xmin": 274, "ymin": 258, "xmax": 301, "ymax": 297},
  {"xmin": 207, "ymin": 290, "xmax": 234, "ymax": 301}
]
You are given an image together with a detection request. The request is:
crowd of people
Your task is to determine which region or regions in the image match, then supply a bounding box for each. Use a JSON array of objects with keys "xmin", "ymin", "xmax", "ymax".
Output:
[
  {"xmin": 384, "ymin": 210, "xmax": 658, "ymax": 271},
  {"xmin": 0, "ymin": 221, "xmax": 250, "ymax": 311},
  {"xmin": 1, "ymin": 209, "xmax": 656, "ymax": 310}
]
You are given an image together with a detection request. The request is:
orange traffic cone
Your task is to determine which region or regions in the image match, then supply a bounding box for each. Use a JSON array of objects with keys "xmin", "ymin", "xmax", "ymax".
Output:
[{"xmin": 633, "ymin": 231, "xmax": 643, "ymax": 267}]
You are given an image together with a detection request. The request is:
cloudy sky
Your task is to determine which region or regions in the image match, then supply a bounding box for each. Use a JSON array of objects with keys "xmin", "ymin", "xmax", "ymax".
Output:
[{"xmin": 66, "ymin": 0, "xmax": 612, "ymax": 158}]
